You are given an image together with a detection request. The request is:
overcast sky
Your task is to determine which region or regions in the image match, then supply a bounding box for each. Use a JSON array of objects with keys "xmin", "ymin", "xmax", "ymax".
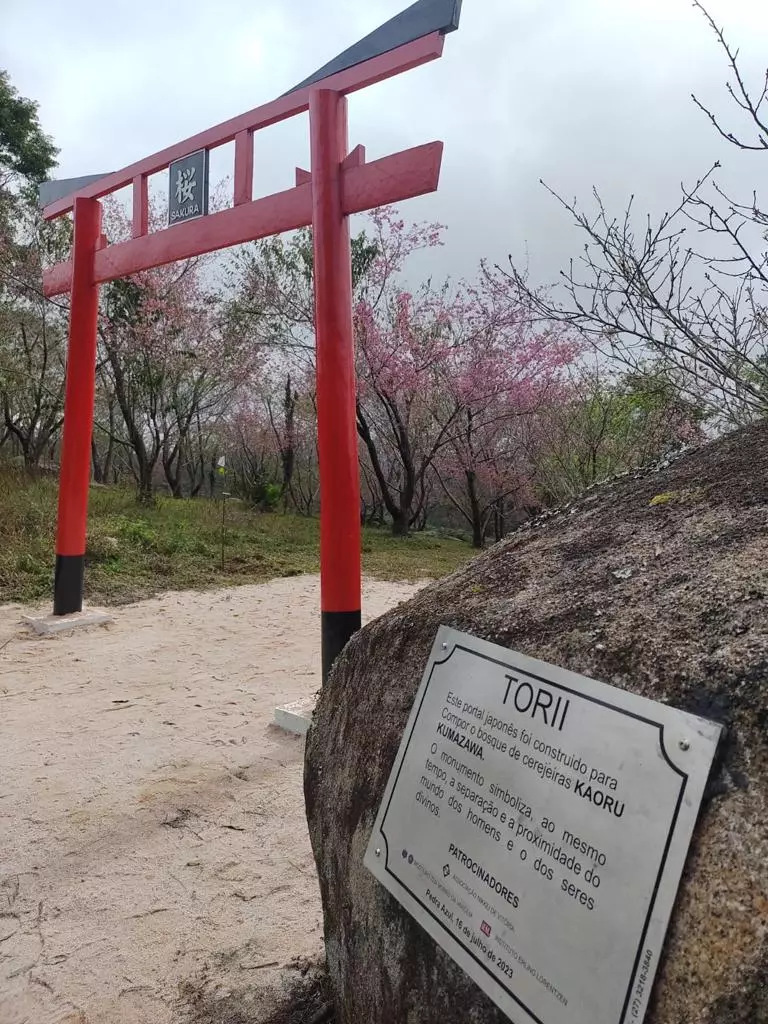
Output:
[{"xmin": 4, "ymin": 0, "xmax": 768, "ymax": 287}]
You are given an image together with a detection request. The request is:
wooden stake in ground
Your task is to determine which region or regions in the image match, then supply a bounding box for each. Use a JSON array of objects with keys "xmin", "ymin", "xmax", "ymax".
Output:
[{"xmin": 221, "ymin": 492, "xmax": 230, "ymax": 572}]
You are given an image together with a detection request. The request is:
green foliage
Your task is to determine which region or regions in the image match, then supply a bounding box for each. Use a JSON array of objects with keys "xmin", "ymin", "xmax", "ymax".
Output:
[
  {"xmin": 612, "ymin": 367, "xmax": 707, "ymax": 427},
  {"xmin": 117, "ymin": 517, "xmax": 157, "ymax": 550},
  {"xmin": 532, "ymin": 364, "xmax": 707, "ymax": 504},
  {"xmin": 738, "ymin": 353, "xmax": 768, "ymax": 416},
  {"xmin": 226, "ymin": 225, "xmax": 380, "ymax": 350},
  {"xmin": 0, "ymin": 469, "xmax": 472, "ymax": 606},
  {"xmin": 253, "ymin": 226, "xmax": 378, "ymax": 290},
  {"xmin": 104, "ymin": 278, "xmax": 145, "ymax": 326},
  {"xmin": 0, "ymin": 69, "xmax": 58, "ymax": 184},
  {"xmin": 351, "ymin": 231, "xmax": 380, "ymax": 289},
  {"xmin": 261, "ymin": 482, "xmax": 282, "ymax": 509},
  {"xmin": 231, "ymin": 463, "xmax": 282, "ymax": 509}
]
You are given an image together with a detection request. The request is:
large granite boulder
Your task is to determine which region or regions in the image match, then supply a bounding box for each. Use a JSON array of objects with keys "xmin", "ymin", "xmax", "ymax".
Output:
[{"xmin": 305, "ymin": 421, "xmax": 768, "ymax": 1024}]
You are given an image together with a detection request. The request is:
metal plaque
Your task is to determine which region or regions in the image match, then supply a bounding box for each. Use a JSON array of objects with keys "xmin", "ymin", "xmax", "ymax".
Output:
[
  {"xmin": 168, "ymin": 149, "xmax": 209, "ymax": 226},
  {"xmin": 364, "ymin": 626, "xmax": 722, "ymax": 1024}
]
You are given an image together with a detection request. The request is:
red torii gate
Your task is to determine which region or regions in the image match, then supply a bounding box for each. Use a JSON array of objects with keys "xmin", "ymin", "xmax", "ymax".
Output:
[{"xmin": 40, "ymin": 0, "xmax": 461, "ymax": 680}]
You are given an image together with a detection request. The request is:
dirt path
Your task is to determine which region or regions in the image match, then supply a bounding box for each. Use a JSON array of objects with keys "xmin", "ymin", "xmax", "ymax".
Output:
[{"xmin": 0, "ymin": 576, "xmax": 424, "ymax": 1024}]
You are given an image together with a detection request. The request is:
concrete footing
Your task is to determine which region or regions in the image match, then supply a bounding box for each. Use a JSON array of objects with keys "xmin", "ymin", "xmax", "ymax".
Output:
[
  {"xmin": 22, "ymin": 608, "xmax": 114, "ymax": 636},
  {"xmin": 273, "ymin": 697, "xmax": 316, "ymax": 736}
]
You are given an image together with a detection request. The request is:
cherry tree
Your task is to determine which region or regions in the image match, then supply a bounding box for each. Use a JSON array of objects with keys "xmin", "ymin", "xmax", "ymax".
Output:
[
  {"xmin": 262, "ymin": 366, "xmax": 320, "ymax": 513},
  {"xmin": 351, "ymin": 209, "xmax": 451, "ymax": 534},
  {"xmin": 98, "ymin": 197, "xmax": 257, "ymax": 500},
  {"xmin": 355, "ymin": 281, "xmax": 458, "ymax": 535},
  {"xmin": 228, "ymin": 205, "xmax": 446, "ymax": 531},
  {"xmin": 228, "ymin": 364, "xmax": 320, "ymax": 512},
  {"xmin": 431, "ymin": 271, "xmax": 580, "ymax": 546}
]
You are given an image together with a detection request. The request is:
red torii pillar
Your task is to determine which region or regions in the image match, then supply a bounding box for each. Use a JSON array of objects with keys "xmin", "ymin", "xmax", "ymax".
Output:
[
  {"xmin": 53, "ymin": 197, "xmax": 101, "ymax": 616},
  {"xmin": 310, "ymin": 89, "xmax": 362, "ymax": 677},
  {"xmin": 40, "ymin": 0, "xmax": 461, "ymax": 679}
]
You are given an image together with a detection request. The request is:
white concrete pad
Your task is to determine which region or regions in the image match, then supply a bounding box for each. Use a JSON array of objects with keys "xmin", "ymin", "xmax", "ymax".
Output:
[
  {"xmin": 22, "ymin": 608, "xmax": 113, "ymax": 636},
  {"xmin": 273, "ymin": 697, "xmax": 316, "ymax": 736}
]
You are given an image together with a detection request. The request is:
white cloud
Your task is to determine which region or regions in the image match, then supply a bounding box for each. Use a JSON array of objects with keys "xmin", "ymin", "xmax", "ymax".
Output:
[{"xmin": 3, "ymin": 0, "xmax": 768, "ymax": 284}]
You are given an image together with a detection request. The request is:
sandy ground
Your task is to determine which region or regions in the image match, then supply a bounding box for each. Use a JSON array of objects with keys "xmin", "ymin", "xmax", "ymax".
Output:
[{"xmin": 0, "ymin": 576, "xmax": 423, "ymax": 1024}]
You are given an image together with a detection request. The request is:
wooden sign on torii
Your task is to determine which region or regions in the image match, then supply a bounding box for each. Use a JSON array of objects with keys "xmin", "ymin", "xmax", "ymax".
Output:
[{"xmin": 40, "ymin": 0, "xmax": 462, "ymax": 680}]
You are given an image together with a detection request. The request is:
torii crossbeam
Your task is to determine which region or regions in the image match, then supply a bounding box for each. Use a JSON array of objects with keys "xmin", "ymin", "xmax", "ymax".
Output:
[{"xmin": 40, "ymin": 0, "xmax": 461, "ymax": 680}]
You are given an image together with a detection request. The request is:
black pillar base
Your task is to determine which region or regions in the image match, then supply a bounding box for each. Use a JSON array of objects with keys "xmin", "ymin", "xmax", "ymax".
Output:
[
  {"xmin": 53, "ymin": 554, "xmax": 85, "ymax": 616},
  {"xmin": 322, "ymin": 609, "xmax": 362, "ymax": 683}
]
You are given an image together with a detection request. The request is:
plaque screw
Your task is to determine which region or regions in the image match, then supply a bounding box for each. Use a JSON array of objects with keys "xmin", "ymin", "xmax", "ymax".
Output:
[
  {"xmin": 679, "ymin": 738, "xmax": 690, "ymax": 751},
  {"xmin": 375, "ymin": 848, "xmax": 381, "ymax": 858}
]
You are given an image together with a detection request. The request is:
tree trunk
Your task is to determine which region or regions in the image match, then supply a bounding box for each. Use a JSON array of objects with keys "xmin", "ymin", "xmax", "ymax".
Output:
[
  {"xmin": 281, "ymin": 375, "xmax": 296, "ymax": 512},
  {"xmin": 494, "ymin": 498, "xmax": 506, "ymax": 543},
  {"xmin": 162, "ymin": 440, "xmax": 183, "ymax": 498},
  {"xmin": 103, "ymin": 340, "xmax": 158, "ymax": 503},
  {"xmin": 165, "ymin": 462, "xmax": 183, "ymax": 498},
  {"xmin": 136, "ymin": 454, "xmax": 154, "ymax": 504},
  {"xmin": 466, "ymin": 470, "xmax": 484, "ymax": 548},
  {"xmin": 393, "ymin": 471, "xmax": 415, "ymax": 537},
  {"xmin": 357, "ymin": 404, "xmax": 405, "ymax": 531},
  {"xmin": 391, "ymin": 509, "xmax": 410, "ymax": 536},
  {"xmin": 23, "ymin": 444, "xmax": 37, "ymax": 469},
  {"xmin": 91, "ymin": 437, "xmax": 103, "ymax": 483},
  {"xmin": 102, "ymin": 404, "xmax": 116, "ymax": 483}
]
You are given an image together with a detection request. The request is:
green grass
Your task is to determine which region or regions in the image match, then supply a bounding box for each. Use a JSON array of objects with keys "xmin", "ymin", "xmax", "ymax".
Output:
[{"xmin": 0, "ymin": 469, "xmax": 473, "ymax": 606}]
